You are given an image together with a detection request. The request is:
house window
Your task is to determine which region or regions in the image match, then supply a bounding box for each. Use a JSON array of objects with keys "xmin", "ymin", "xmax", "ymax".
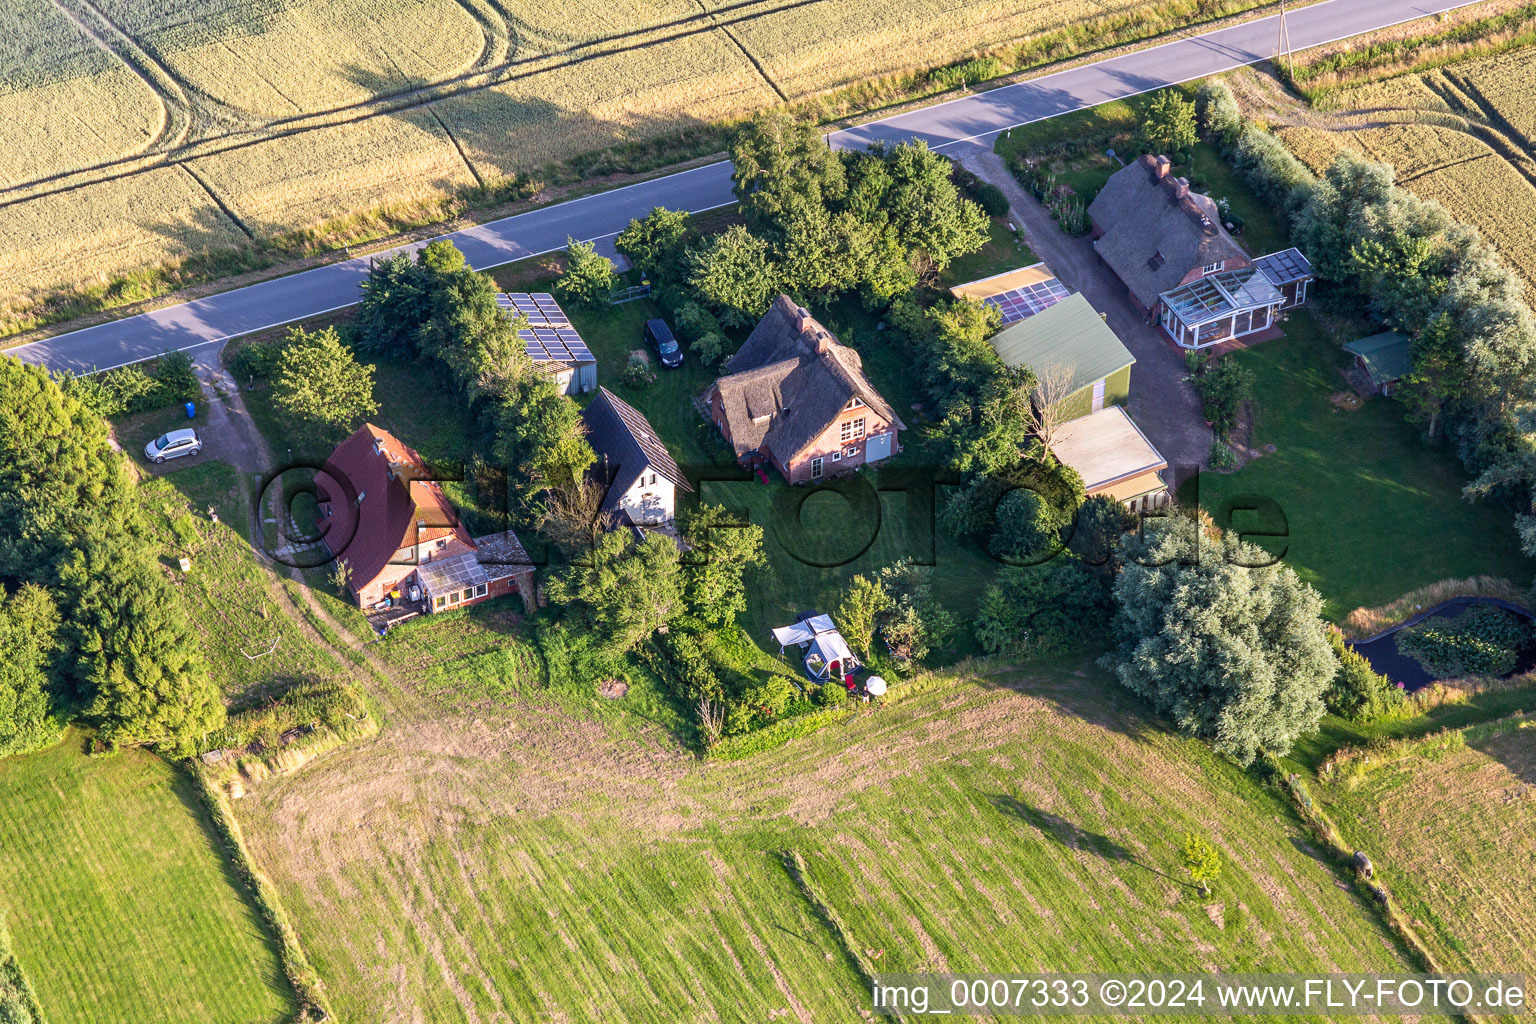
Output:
[
  {"xmin": 434, "ymin": 595, "xmax": 446, "ymax": 610},
  {"xmin": 840, "ymin": 417, "xmax": 866, "ymax": 442},
  {"xmin": 1202, "ymin": 260, "xmax": 1224, "ymax": 275},
  {"xmin": 844, "ymin": 397, "xmax": 865, "ymax": 411},
  {"xmin": 830, "ymin": 451, "xmax": 842, "ymax": 462},
  {"xmin": 472, "ymin": 583, "xmax": 487, "ymax": 598},
  {"xmin": 810, "ymin": 457, "xmax": 824, "ymax": 479}
]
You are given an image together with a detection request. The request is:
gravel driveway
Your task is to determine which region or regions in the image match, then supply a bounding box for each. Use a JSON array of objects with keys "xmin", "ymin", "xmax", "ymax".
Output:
[{"xmin": 962, "ymin": 149, "xmax": 1211, "ymax": 488}]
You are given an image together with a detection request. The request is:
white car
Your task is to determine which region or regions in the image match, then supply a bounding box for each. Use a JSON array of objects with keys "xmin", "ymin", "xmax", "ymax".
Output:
[{"xmin": 144, "ymin": 427, "xmax": 203, "ymax": 464}]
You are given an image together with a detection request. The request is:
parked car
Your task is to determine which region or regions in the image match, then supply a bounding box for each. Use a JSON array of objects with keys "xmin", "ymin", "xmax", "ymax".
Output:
[
  {"xmin": 144, "ymin": 427, "xmax": 203, "ymax": 464},
  {"xmin": 644, "ymin": 318, "xmax": 683, "ymax": 368}
]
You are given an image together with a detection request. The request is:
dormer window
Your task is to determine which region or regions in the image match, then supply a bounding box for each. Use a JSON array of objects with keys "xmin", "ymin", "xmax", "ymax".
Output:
[
  {"xmin": 1202, "ymin": 260, "xmax": 1224, "ymax": 275},
  {"xmin": 355, "ymin": 490, "xmax": 367, "ymax": 506},
  {"xmin": 844, "ymin": 397, "xmax": 865, "ymax": 410},
  {"xmin": 1147, "ymin": 251, "xmax": 1166, "ymax": 271}
]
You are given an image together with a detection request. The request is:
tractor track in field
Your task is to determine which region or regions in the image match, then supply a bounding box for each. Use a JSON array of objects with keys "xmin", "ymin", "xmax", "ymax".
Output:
[{"xmin": 0, "ymin": 0, "xmax": 827, "ymax": 215}]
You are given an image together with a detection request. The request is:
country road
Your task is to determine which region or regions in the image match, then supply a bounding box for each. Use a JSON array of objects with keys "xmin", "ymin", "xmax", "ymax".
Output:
[{"xmin": 11, "ymin": 0, "xmax": 1481, "ymax": 375}]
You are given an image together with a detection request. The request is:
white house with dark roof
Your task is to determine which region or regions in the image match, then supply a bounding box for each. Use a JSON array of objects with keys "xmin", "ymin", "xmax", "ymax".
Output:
[{"xmin": 580, "ymin": 387, "xmax": 693, "ymax": 526}]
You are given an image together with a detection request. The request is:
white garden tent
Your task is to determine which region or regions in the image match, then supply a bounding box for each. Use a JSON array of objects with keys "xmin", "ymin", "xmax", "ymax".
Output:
[{"xmin": 772, "ymin": 614, "xmax": 859, "ymax": 682}]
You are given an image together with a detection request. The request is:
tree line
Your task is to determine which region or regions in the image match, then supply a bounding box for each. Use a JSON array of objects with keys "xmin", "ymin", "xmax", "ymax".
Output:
[
  {"xmin": 0, "ymin": 360, "xmax": 223, "ymax": 758},
  {"xmin": 1201, "ymin": 80, "xmax": 1536, "ymax": 561}
]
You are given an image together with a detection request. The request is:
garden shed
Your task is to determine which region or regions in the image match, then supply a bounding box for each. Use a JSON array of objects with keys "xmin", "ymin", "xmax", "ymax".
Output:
[
  {"xmin": 988, "ymin": 292, "xmax": 1134, "ymax": 421},
  {"xmin": 1342, "ymin": 331, "xmax": 1413, "ymax": 396}
]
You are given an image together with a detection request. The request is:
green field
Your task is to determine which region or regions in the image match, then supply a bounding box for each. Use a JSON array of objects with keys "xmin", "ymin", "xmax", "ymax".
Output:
[
  {"xmin": 0, "ymin": 734, "xmax": 295, "ymax": 1024},
  {"xmin": 1316, "ymin": 717, "xmax": 1536, "ymax": 974},
  {"xmin": 236, "ymin": 658, "xmax": 1410, "ymax": 1022}
]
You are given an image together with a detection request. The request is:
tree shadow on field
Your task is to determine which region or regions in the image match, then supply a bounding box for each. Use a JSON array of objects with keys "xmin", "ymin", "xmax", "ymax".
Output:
[
  {"xmin": 970, "ymin": 655, "xmax": 1167, "ymax": 748},
  {"xmin": 1473, "ymin": 724, "xmax": 1536, "ymax": 787},
  {"xmin": 990, "ymin": 793, "xmax": 1195, "ymax": 890}
]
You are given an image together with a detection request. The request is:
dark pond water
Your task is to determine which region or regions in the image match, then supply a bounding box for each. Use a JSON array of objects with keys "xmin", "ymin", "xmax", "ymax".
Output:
[{"xmin": 1347, "ymin": 597, "xmax": 1536, "ymax": 692}]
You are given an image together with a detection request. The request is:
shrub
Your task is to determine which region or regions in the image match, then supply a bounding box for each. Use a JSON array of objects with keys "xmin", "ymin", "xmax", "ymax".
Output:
[
  {"xmin": 975, "ymin": 557, "xmax": 1110, "ymax": 658},
  {"xmin": 621, "ymin": 355, "xmax": 657, "ymax": 388},
  {"xmin": 1196, "ymin": 80, "xmax": 1243, "ymax": 149},
  {"xmin": 1231, "ymin": 125, "xmax": 1314, "ymax": 212},
  {"xmin": 1191, "ymin": 358, "xmax": 1253, "ymax": 435},
  {"xmin": 692, "ymin": 331, "xmax": 726, "ymax": 366},
  {"xmin": 928, "ymin": 56, "xmax": 1003, "ymax": 91},
  {"xmin": 1324, "ymin": 630, "xmax": 1407, "ymax": 722},
  {"xmin": 674, "ymin": 301, "xmax": 720, "ymax": 343},
  {"xmin": 1398, "ymin": 605, "xmax": 1530, "ymax": 678},
  {"xmin": 876, "ymin": 560, "xmax": 957, "ymax": 664},
  {"xmin": 1208, "ymin": 439, "xmax": 1237, "ymax": 469},
  {"xmin": 228, "ymin": 339, "xmax": 287, "ymax": 382}
]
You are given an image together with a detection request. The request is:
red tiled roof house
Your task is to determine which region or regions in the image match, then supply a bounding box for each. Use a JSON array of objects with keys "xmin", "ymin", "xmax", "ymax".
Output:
[
  {"xmin": 316, "ymin": 424, "xmax": 534, "ymax": 614},
  {"xmin": 707, "ymin": 296, "xmax": 904, "ymax": 484}
]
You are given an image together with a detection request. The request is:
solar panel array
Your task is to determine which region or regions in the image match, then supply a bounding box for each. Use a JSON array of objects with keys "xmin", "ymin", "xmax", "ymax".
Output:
[
  {"xmin": 497, "ymin": 292, "xmax": 594, "ymax": 366},
  {"xmin": 982, "ymin": 277, "xmax": 1071, "ymax": 324},
  {"xmin": 1253, "ymin": 247, "xmax": 1313, "ymax": 286}
]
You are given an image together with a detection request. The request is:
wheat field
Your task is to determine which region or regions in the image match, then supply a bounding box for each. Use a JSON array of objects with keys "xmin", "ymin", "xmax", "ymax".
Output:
[
  {"xmin": 0, "ymin": 0, "xmax": 1274, "ymax": 323},
  {"xmin": 1278, "ymin": 47, "xmax": 1536, "ymax": 294}
]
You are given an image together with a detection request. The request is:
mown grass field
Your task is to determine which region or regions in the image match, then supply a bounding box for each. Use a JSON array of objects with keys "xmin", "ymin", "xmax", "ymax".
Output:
[
  {"xmin": 237, "ymin": 657, "xmax": 1412, "ymax": 1023},
  {"xmin": 1316, "ymin": 717, "xmax": 1536, "ymax": 974},
  {"xmin": 1274, "ymin": 45, "xmax": 1536, "ymax": 292},
  {"xmin": 0, "ymin": 0, "xmax": 1285, "ymax": 327},
  {"xmin": 0, "ymin": 733, "xmax": 295, "ymax": 1024}
]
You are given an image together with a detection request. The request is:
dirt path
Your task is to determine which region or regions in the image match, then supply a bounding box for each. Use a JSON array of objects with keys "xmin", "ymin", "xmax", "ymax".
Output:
[{"xmin": 963, "ymin": 150, "xmax": 1212, "ymax": 482}]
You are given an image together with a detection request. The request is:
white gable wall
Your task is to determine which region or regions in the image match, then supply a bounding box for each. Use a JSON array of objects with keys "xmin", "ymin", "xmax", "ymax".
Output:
[{"xmin": 618, "ymin": 469, "xmax": 676, "ymax": 524}]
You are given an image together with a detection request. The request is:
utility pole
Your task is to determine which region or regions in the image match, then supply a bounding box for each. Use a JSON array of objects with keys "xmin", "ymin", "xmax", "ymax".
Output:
[{"xmin": 1276, "ymin": 0, "xmax": 1294, "ymax": 80}]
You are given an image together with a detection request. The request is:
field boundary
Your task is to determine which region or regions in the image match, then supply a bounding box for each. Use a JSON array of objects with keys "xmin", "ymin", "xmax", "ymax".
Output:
[
  {"xmin": 191, "ymin": 765, "xmax": 333, "ymax": 1022},
  {"xmin": 0, "ymin": 916, "xmax": 50, "ymax": 1024}
]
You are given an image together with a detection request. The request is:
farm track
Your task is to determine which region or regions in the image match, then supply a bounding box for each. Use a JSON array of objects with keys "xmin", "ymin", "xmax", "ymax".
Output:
[{"xmin": 0, "ymin": 0, "xmax": 828, "ymax": 215}]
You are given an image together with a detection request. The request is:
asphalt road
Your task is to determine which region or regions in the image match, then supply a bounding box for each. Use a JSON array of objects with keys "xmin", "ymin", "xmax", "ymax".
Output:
[{"xmin": 12, "ymin": 0, "xmax": 1481, "ymax": 375}]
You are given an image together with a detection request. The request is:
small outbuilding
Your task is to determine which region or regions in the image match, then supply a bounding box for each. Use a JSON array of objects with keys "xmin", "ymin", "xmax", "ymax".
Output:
[
  {"xmin": 1342, "ymin": 331, "xmax": 1413, "ymax": 396},
  {"xmin": 1050, "ymin": 405, "xmax": 1170, "ymax": 512},
  {"xmin": 989, "ymin": 292, "xmax": 1135, "ymax": 421},
  {"xmin": 772, "ymin": 613, "xmax": 861, "ymax": 683},
  {"xmin": 950, "ymin": 261, "xmax": 1070, "ymax": 324},
  {"xmin": 497, "ymin": 292, "xmax": 597, "ymax": 395}
]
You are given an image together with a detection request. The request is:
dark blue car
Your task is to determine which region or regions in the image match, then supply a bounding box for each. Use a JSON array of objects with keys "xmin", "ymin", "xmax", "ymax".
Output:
[{"xmin": 644, "ymin": 318, "xmax": 683, "ymax": 368}]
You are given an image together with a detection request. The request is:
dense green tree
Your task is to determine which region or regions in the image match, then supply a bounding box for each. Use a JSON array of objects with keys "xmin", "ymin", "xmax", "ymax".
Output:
[
  {"xmin": 492, "ymin": 372, "xmax": 596, "ymax": 519},
  {"xmin": 1103, "ymin": 514, "xmax": 1335, "ymax": 764},
  {"xmin": 1324, "ymin": 629, "xmax": 1405, "ymax": 722},
  {"xmin": 272, "ymin": 326, "xmax": 378, "ymax": 432},
  {"xmin": 547, "ymin": 529, "xmax": 683, "ymax": 654},
  {"xmin": 875, "ymin": 560, "xmax": 956, "ymax": 663},
  {"xmin": 1069, "ymin": 494, "xmax": 1136, "ymax": 568},
  {"xmin": 678, "ymin": 502, "xmax": 765, "ymax": 626},
  {"xmin": 873, "ymin": 141, "xmax": 989, "ymax": 274},
  {"xmin": 1398, "ymin": 312, "xmax": 1468, "ymax": 439},
  {"xmin": 615, "ymin": 206, "xmax": 690, "ymax": 279},
  {"xmin": 0, "ymin": 360, "xmax": 139, "ymax": 581},
  {"xmin": 988, "ymin": 487, "xmax": 1069, "ymax": 564},
  {"xmin": 731, "ymin": 111, "xmax": 847, "ymax": 233},
  {"xmin": 62, "ymin": 535, "xmax": 224, "ymax": 755},
  {"xmin": 0, "ymin": 584, "xmax": 61, "ymax": 758},
  {"xmin": 1139, "ymin": 91, "xmax": 1198, "ymax": 155},
  {"xmin": 556, "ymin": 237, "xmax": 617, "ymax": 308},
  {"xmin": 355, "ymin": 250, "xmax": 429, "ymax": 358},
  {"xmin": 685, "ymin": 225, "xmax": 780, "ymax": 327},
  {"xmin": 975, "ymin": 557, "xmax": 1109, "ymax": 658},
  {"xmin": 835, "ymin": 574, "xmax": 891, "ymax": 658}
]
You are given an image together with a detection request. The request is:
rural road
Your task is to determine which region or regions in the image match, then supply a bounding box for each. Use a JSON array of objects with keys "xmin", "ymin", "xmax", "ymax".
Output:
[{"xmin": 12, "ymin": 0, "xmax": 1479, "ymax": 375}]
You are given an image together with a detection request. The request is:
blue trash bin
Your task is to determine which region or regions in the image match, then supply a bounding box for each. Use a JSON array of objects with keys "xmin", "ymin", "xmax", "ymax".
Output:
[{"xmin": 184, "ymin": 401, "xmax": 196, "ymax": 419}]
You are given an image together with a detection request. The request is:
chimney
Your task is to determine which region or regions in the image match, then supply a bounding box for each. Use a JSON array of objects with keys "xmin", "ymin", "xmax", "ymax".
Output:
[
  {"xmin": 1154, "ymin": 155, "xmax": 1171, "ymax": 179},
  {"xmin": 1173, "ymin": 176, "xmax": 1190, "ymax": 200},
  {"xmin": 796, "ymin": 306, "xmax": 815, "ymax": 333},
  {"xmin": 813, "ymin": 329, "xmax": 832, "ymax": 354}
]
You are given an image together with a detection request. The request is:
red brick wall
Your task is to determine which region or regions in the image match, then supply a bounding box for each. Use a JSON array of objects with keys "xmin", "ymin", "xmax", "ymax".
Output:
[{"xmin": 780, "ymin": 406, "xmax": 896, "ymax": 484}]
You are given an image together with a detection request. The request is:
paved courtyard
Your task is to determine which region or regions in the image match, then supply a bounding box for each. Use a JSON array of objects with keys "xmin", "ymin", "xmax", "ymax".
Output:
[{"xmin": 963, "ymin": 149, "xmax": 1213, "ymax": 490}]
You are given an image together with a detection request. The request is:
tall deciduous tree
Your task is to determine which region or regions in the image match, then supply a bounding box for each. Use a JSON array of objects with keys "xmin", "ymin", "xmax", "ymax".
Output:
[
  {"xmin": 493, "ymin": 373, "xmax": 596, "ymax": 520},
  {"xmin": 616, "ymin": 206, "xmax": 690, "ymax": 280},
  {"xmin": 1103, "ymin": 514, "xmax": 1335, "ymax": 764},
  {"xmin": 731, "ymin": 110, "xmax": 847, "ymax": 233},
  {"xmin": 1139, "ymin": 91, "xmax": 1198, "ymax": 155},
  {"xmin": 678, "ymin": 503, "xmax": 765, "ymax": 626},
  {"xmin": 272, "ymin": 326, "xmax": 379, "ymax": 432},
  {"xmin": 556, "ymin": 237, "xmax": 616, "ymax": 308},
  {"xmin": 547, "ymin": 529, "xmax": 683, "ymax": 654},
  {"xmin": 835, "ymin": 574, "xmax": 891, "ymax": 657},
  {"xmin": 685, "ymin": 225, "xmax": 780, "ymax": 327}
]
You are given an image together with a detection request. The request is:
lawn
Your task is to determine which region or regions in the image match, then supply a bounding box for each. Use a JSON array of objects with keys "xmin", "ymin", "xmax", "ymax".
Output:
[
  {"xmin": 0, "ymin": 733, "xmax": 295, "ymax": 1024},
  {"xmin": 236, "ymin": 659, "xmax": 1412, "ymax": 1023},
  {"xmin": 1315, "ymin": 716, "xmax": 1536, "ymax": 974},
  {"xmin": 940, "ymin": 218, "xmax": 1037, "ymax": 286},
  {"xmin": 136, "ymin": 462, "xmax": 359, "ymax": 704},
  {"xmin": 1185, "ymin": 311, "xmax": 1534, "ymax": 619}
]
